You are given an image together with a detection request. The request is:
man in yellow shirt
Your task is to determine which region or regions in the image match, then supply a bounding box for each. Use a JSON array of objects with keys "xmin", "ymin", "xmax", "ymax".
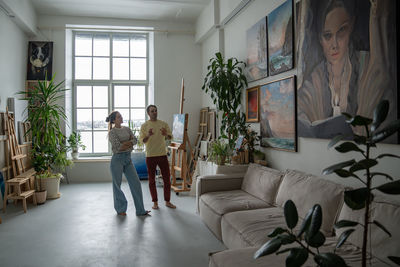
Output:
[{"xmin": 140, "ymin": 105, "xmax": 176, "ymax": 210}]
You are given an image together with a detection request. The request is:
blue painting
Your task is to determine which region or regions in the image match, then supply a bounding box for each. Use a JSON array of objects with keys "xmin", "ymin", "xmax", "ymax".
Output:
[
  {"xmin": 245, "ymin": 17, "xmax": 268, "ymax": 82},
  {"xmin": 260, "ymin": 76, "xmax": 297, "ymax": 152},
  {"xmin": 268, "ymin": 0, "xmax": 293, "ymax": 76},
  {"xmin": 172, "ymin": 114, "xmax": 186, "ymax": 143}
]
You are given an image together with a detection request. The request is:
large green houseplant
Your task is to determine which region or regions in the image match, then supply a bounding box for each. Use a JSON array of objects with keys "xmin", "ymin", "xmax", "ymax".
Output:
[
  {"xmin": 202, "ymin": 52, "xmax": 248, "ymax": 148},
  {"xmin": 253, "ymin": 100, "xmax": 400, "ymax": 266},
  {"xmin": 18, "ymin": 75, "xmax": 72, "ymax": 199}
]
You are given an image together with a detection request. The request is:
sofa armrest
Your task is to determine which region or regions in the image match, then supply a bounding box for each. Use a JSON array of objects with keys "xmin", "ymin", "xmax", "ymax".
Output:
[{"xmin": 195, "ymin": 173, "xmax": 245, "ymax": 213}]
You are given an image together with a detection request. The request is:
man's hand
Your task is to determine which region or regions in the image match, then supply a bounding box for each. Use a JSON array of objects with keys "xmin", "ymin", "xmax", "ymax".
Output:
[
  {"xmin": 143, "ymin": 128, "xmax": 154, "ymax": 143},
  {"xmin": 160, "ymin": 127, "xmax": 171, "ymax": 139}
]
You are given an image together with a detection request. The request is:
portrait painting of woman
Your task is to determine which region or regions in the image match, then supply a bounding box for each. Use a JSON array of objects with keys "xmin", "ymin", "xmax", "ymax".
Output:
[{"xmin": 296, "ymin": 0, "xmax": 397, "ymax": 143}]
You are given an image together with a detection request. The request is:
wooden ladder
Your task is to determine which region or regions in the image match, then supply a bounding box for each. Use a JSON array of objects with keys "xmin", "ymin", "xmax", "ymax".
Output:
[{"xmin": 3, "ymin": 109, "xmax": 36, "ymax": 213}]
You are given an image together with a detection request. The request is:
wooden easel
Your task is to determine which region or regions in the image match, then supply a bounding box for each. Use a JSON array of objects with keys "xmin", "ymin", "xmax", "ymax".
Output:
[{"xmin": 169, "ymin": 78, "xmax": 197, "ymax": 194}]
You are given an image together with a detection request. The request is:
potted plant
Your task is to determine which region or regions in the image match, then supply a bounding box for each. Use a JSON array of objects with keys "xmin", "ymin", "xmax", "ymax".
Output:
[
  {"xmin": 208, "ymin": 139, "xmax": 231, "ymax": 166},
  {"xmin": 18, "ymin": 75, "xmax": 72, "ymax": 199},
  {"xmin": 202, "ymin": 52, "xmax": 248, "ymax": 148},
  {"xmin": 68, "ymin": 131, "xmax": 86, "ymax": 159}
]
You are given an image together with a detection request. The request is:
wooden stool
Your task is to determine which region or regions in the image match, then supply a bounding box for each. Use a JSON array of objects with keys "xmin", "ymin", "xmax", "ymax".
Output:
[{"xmin": 3, "ymin": 177, "xmax": 36, "ymax": 213}]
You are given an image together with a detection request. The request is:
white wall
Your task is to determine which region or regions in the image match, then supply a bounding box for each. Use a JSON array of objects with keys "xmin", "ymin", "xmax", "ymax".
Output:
[
  {"xmin": 196, "ymin": 0, "xmax": 400, "ymax": 188},
  {"xmin": 0, "ymin": 10, "xmax": 29, "ymax": 207}
]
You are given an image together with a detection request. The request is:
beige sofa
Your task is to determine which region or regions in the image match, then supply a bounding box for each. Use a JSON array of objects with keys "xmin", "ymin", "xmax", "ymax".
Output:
[{"xmin": 196, "ymin": 164, "xmax": 400, "ymax": 266}]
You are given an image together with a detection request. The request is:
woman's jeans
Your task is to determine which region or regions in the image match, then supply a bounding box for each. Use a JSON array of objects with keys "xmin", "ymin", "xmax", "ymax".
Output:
[{"xmin": 110, "ymin": 152, "xmax": 146, "ymax": 215}]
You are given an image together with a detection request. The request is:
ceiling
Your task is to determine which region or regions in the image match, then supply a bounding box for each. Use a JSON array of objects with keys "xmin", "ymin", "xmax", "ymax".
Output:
[{"xmin": 30, "ymin": 0, "xmax": 211, "ymax": 23}]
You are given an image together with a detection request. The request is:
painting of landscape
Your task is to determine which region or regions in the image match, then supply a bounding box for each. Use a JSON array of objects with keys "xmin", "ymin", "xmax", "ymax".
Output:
[{"xmin": 245, "ymin": 17, "xmax": 268, "ymax": 81}]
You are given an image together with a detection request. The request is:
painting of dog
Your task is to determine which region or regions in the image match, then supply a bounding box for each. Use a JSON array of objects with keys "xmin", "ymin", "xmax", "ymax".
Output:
[{"xmin": 27, "ymin": 41, "xmax": 53, "ymax": 81}]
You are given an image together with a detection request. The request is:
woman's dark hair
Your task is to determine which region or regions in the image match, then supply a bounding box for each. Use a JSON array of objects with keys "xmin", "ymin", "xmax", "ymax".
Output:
[{"xmin": 106, "ymin": 111, "xmax": 119, "ymax": 131}]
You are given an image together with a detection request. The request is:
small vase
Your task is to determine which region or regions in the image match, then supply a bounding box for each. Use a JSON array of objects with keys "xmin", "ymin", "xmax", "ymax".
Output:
[{"xmin": 72, "ymin": 151, "xmax": 79, "ymax": 160}]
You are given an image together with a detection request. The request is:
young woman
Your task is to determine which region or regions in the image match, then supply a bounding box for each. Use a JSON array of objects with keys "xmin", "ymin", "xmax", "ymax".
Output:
[{"xmin": 106, "ymin": 111, "xmax": 150, "ymax": 216}]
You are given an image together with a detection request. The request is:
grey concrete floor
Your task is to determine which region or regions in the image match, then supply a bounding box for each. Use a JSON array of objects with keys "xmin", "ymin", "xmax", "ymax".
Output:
[{"xmin": 0, "ymin": 181, "xmax": 225, "ymax": 267}]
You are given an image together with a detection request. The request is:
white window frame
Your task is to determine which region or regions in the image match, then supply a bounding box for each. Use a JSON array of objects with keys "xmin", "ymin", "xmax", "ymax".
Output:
[{"xmin": 72, "ymin": 31, "xmax": 149, "ymax": 156}]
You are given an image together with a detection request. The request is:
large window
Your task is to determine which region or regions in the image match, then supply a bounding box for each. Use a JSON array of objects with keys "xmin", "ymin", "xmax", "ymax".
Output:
[{"xmin": 73, "ymin": 32, "xmax": 148, "ymax": 155}]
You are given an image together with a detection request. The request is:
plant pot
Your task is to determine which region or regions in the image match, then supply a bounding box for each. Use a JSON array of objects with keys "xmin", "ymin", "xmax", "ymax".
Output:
[
  {"xmin": 41, "ymin": 176, "xmax": 61, "ymax": 199},
  {"xmin": 35, "ymin": 190, "xmax": 47, "ymax": 205},
  {"xmin": 216, "ymin": 155, "xmax": 226, "ymax": 166},
  {"xmin": 72, "ymin": 151, "xmax": 80, "ymax": 160}
]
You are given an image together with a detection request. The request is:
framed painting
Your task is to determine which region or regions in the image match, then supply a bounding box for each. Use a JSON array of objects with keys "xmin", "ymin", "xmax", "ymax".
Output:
[
  {"xmin": 296, "ymin": 0, "xmax": 398, "ymax": 144},
  {"xmin": 245, "ymin": 17, "xmax": 268, "ymax": 82},
  {"xmin": 268, "ymin": 0, "xmax": 293, "ymax": 76},
  {"xmin": 27, "ymin": 41, "xmax": 53, "ymax": 81},
  {"xmin": 259, "ymin": 76, "xmax": 297, "ymax": 152},
  {"xmin": 246, "ymin": 86, "xmax": 259, "ymax": 122},
  {"xmin": 172, "ymin": 113, "xmax": 188, "ymax": 144}
]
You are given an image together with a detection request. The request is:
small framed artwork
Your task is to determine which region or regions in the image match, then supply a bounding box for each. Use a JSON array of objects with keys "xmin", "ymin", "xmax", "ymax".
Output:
[
  {"xmin": 268, "ymin": 0, "xmax": 293, "ymax": 76},
  {"xmin": 27, "ymin": 41, "xmax": 53, "ymax": 81},
  {"xmin": 246, "ymin": 86, "xmax": 260, "ymax": 122},
  {"xmin": 172, "ymin": 113, "xmax": 188, "ymax": 144},
  {"xmin": 259, "ymin": 76, "xmax": 297, "ymax": 152}
]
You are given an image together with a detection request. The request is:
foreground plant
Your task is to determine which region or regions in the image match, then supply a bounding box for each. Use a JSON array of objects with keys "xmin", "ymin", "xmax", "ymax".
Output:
[
  {"xmin": 254, "ymin": 200, "xmax": 348, "ymax": 266},
  {"xmin": 322, "ymin": 100, "xmax": 400, "ymax": 267}
]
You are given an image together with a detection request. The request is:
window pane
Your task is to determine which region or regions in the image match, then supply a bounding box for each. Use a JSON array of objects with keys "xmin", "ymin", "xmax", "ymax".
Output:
[
  {"xmin": 112, "ymin": 58, "xmax": 129, "ymax": 80},
  {"xmin": 80, "ymin": 131, "xmax": 92, "ymax": 153},
  {"xmin": 93, "ymin": 34, "xmax": 110, "ymax": 56},
  {"xmin": 131, "ymin": 109, "xmax": 145, "ymax": 123},
  {"xmin": 93, "ymin": 86, "xmax": 108, "ymax": 107},
  {"xmin": 130, "ymin": 35, "xmax": 147, "ymax": 57},
  {"xmin": 77, "ymin": 109, "xmax": 92, "ymax": 130},
  {"xmin": 93, "ymin": 109, "xmax": 108, "ymax": 130},
  {"xmin": 94, "ymin": 131, "xmax": 108, "ymax": 153},
  {"xmin": 131, "ymin": 86, "xmax": 145, "ymax": 107},
  {"xmin": 75, "ymin": 33, "xmax": 92, "ymax": 56},
  {"xmin": 113, "ymin": 35, "xmax": 129, "ymax": 57},
  {"xmin": 118, "ymin": 109, "xmax": 129, "ymax": 125},
  {"xmin": 76, "ymin": 86, "xmax": 92, "ymax": 107},
  {"xmin": 93, "ymin": 57, "xmax": 110, "ymax": 80},
  {"xmin": 114, "ymin": 86, "xmax": 129, "ymax": 107},
  {"xmin": 130, "ymin": 58, "xmax": 146, "ymax": 80},
  {"xmin": 75, "ymin": 57, "xmax": 92, "ymax": 79}
]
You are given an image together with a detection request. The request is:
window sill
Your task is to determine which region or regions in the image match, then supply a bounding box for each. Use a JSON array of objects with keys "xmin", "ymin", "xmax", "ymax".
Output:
[{"xmin": 72, "ymin": 156, "xmax": 111, "ymax": 163}]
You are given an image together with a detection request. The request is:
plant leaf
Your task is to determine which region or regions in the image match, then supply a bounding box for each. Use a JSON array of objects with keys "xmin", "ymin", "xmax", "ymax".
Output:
[
  {"xmin": 336, "ymin": 229, "xmax": 355, "ymax": 249},
  {"xmin": 253, "ymin": 237, "xmax": 282, "ymax": 259},
  {"xmin": 370, "ymin": 172, "xmax": 393, "ymax": 181},
  {"xmin": 333, "ymin": 169, "xmax": 359, "ymax": 179},
  {"xmin": 371, "ymin": 100, "xmax": 389, "ymax": 132},
  {"xmin": 376, "ymin": 153, "xmax": 400, "ymax": 160},
  {"xmin": 334, "ymin": 220, "xmax": 359, "ymax": 228},
  {"xmin": 276, "ymin": 248, "xmax": 292, "ymax": 255},
  {"xmin": 371, "ymin": 120, "xmax": 400, "ymax": 144},
  {"xmin": 348, "ymin": 115, "xmax": 373, "ymax": 127},
  {"xmin": 278, "ymin": 234, "xmax": 296, "ymax": 245},
  {"xmin": 297, "ymin": 208, "xmax": 313, "ymax": 238},
  {"xmin": 328, "ymin": 134, "xmax": 344, "ymax": 149},
  {"xmin": 286, "ymin": 248, "xmax": 308, "ymax": 267},
  {"xmin": 376, "ymin": 180, "xmax": 400, "ymax": 195},
  {"xmin": 268, "ymin": 227, "xmax": 286, "ymax": 237},
  {"xmin": 372, "ymin": 220, "xmax": 391, "ymax": 237},
  {"xmin": 335, "ymin": 142, "xmax": 364, "ymax": 153},
  {"xmin": 353, "ymin": 134, "xmax": 367, "ymax": 145},
  {"xmin": 388, "ymin": 256, "xmax": 400, "ymax": 265},
  {"xmin": 322, "ymin": 160, "xmax": 356, "ymax": 175},
  {"xmin": 306, "ymin": 231, "xmax": 326, "ymax": 248},
  {"xmin": 307, "ymin": 204, "xmax": 322, "ymax": 238},
  {"xmin": 344, "ymin": 188, "xmax": 369, "ymax": 210},
  {"xmin": 350, "ymin": 159, "xmax": 378, "ymax": 173},
  {"xmin": 284, "ymin": 200, "xmax": 298, "ymax": 229},
  {"xmin": 314, "ymin": 253, "xmax": 347, "ymax": 267}
]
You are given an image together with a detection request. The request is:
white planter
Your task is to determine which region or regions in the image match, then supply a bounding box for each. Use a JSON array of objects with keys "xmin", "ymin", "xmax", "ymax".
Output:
[
  {"xmin": 41, "ymin": 176, "xmax": 61, "ymax": 199},
  {"xmin": 72, "ymin": 152, "xmax": 80, "ymax": 160}
]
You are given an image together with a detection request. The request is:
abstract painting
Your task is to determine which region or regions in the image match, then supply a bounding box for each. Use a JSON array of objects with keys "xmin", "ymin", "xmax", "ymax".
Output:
[
  {"xmin": 246, "ymin": 86, "xmax": 259, "ymax": 122},
  {"xmin": 296, "ymin": 0, "xmax": 398, "ymax": 143},
  {"xmin": 172, "ymin": 113, "xmax": 187, "ymax": 144},
  {"xmin": 260, "ymin": 76, "xmax": 297, "ymax": 152},
  {"xmin": 245, "ymin": 17, "xmax": 268, "ymax": 81},
  {"xmin": 268, "ymin": 0, "xmax": 293, "ymax": 76}
]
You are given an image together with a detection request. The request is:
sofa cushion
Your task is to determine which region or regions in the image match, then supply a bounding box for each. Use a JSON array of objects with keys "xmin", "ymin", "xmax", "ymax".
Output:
[
  {"xmin": 221, "ymin": 207, "xmax": 294, "ymax": 249},
  {"xmin": 200, "ymin": 190, "xmax": 271, "ymax": 240},
  {"xmin": 275, "ymin": 169, "xmax": 345, "ymax": 235},
  {"xmin": 241, "ymin": 164, "xmax": 284, "ymax": 205},
  {"xmin": 336, "ymin": 194, "xmax": 400, "ymax": 266}
]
